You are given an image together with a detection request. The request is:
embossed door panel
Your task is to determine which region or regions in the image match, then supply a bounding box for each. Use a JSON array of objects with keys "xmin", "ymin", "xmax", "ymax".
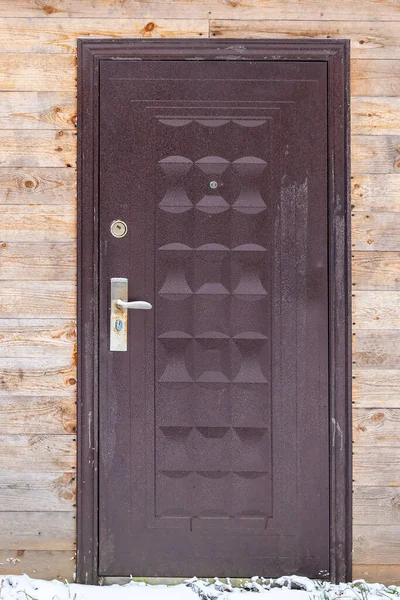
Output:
[{"xmin": 98, "ymin": 60, "xmax": 329, "ymax": 577}]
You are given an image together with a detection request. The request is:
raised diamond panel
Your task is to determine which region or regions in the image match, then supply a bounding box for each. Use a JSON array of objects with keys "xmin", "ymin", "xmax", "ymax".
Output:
[{"xmin": 154, "ymin": 115, "xmax": 273, "ymax": 524}]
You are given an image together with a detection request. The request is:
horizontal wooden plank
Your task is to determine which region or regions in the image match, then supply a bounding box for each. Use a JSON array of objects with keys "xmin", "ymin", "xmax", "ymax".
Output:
[
  {"xmin": 353, "ymin": 330, "xmax": 400, "ymax": 368},
  {"xmin": 352, "ymin": 564, "xmax": 400, "ymax": 585},
  {"xmin": 210, "ymin": 20, "xmax": 400, "ymax": 59},
  {"xmin": 352, "ymin": 252, "xmax": 400, "ymax": 291},
  {"xmin": 354, "ymin": 525, "xmax": 400, "ymax": 564},
  {"xmin": 353, "ymin": 292, "xmax": 400, "ymax": 329},
  {"xmin": 354, "ymin": 446, "xmax": 400, "ymax": 485},
  {"xmin": 0, "ymin": 18, "xmax": 207, "ymax": 53},
  {"xmin": 0, "ymin": 91, "xmax": 76, "ymax": 129},
  {"xmin": 0, "ymin": 54, "xmax": 76, "ymax": 91},
  {"xmin": 352, "ymin": 98, "xmax": 400, "ymax": 135},
  {"xmin": 0, "ymin": 549, "xmax": 75, "ymax": 580},
  {"xmin": 352, "ymin": 175, "xmax": 400, "ymax": 211},
  {"xmin": 0, "ymin": 205, "xmax": 76, "ymax": 241},
  {"xmin": 353, "ymin": 408, "xmax": 400, "ymax": 446},
  {"xmin": 0, "ymin": 0, "xmax": 398, "ymax": 21},
  {"xmin": 352, "ymin": 136, "xmax": 400, "ymax": 174},
  {"xmin": 0, "ymin": 472, "xmax": 75, "ymax": 511},
  {"xmin": 0, "ymin": 281, "xmax": 76, "ymax": 318},
  {"xmin": 0, "ymin": 319, "xmax": 75, "ymax": 358},
  {"xmin": 0, "ymin": 512, "xmax": 75, "ymax": 550},
  {"xmin": 352, "ymin": 60, "xmax": 400, "ymax": 97},
  {"xmin": 353, "ymin": 369, "xmax": 400, "ymax": 408},
  {"xmin": 352, "ymin": 212, "xmax": 400, "ymax": 250},
  {"xmin": 0, "ymin": 168, "xmax": 75, "ymax": 205},
  {"xmin": 0, "ymin": 396, "xmax": 75, "ymax": 434},
  {"xmin": 3, "ymin": 133, "xmax": 398, "ymax": 172},
  {"xmin": 0, "ymin": 435, "xmax": 75, "ymax": 472},
  {"xmin": 0, "ymin": 243, "xmax": 76, "ymax": 280},
  {"xmin": 0, "ymin": 357, "xmax": 76, "ymax": 397},
  {"xmin": 0, "ymin": 130, "xmax": 76, "ymax": 167},
  {"xmin": 1, "ymin": 54, "xmax": 399, "ymax": 97},
  {"xmin": 354, "ymin": 487, "xmax": 400, "ymax": 525},
  {"xmin": 0, "ymin": 396, "xmax": 75, "ymax": 433}
]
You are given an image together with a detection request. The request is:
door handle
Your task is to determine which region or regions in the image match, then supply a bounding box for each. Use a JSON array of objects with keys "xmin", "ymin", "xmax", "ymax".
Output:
[
  {"xmin": 116, "ymin": 299, "xmax": 152, "ymax": 310},
  {"xmin": 110, "ymin": 277, "xmax": 151, "ymax": 352}
]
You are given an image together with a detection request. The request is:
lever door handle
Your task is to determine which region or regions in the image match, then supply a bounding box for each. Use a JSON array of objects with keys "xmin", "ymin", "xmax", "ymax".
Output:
[
  {"xmin": 116, "ymin": 299, "xmax": 152, "ymax": 310},
  {"xmin": 110, "ymin": 277, "xmax": 151, "ymax": 351}
]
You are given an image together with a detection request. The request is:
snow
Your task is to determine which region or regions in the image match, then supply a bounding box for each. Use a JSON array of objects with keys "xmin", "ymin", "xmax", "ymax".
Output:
[{"xmin": 0, "ymin": 575, "xmax": 399, "ymax": 600}]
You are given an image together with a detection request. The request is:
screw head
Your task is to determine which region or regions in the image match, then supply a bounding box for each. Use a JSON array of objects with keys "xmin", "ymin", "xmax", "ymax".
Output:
[{"xmin": 209, "ymin": 181, "xmax": 218, "ymax": 190}]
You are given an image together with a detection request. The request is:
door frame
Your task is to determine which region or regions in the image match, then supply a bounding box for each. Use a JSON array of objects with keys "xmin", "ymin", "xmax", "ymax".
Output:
[{"xmin": 77, "ymin": 38, "xmax": 351, "ymax": 585}]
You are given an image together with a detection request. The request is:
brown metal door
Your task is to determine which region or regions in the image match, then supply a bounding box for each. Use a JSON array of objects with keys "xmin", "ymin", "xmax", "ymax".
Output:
[{"xmin": 98, "ymin": 59, "xmax": 329, "ymax": 578}]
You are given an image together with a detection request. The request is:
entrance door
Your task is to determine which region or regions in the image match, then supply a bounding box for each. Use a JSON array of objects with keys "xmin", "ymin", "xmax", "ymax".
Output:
[{"xmin": 97, "ymin": 57, "xmax": 330, "ymax": 578}]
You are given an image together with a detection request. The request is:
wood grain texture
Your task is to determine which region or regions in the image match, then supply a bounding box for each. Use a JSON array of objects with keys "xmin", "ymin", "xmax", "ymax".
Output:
[
  {"xmin": 354, "ymin": 446, "xmax": 400, "ymax": 486},
  {"xmin": 0, "ymin": 130, "xmax": 76, "ymax": 167},
  {"xmin": 352, "ymin": 565, "xmax": 400, "ymax": 585},
  {"xmin": 352, "ymin": 252, "xmax": 400, "ymax": 291},
  {"xmin": 354, "ymin": 525, "xmax": 400, "ymax": 564},
  {"xmin": 0, "ymin": 54, "xmax": 76, "ymax": 91},
  {"xmin": 352, "ymin": 136, "xmax": 400, "ymax": 174},
  {"xmin": 353, "ymin": 369, "xmax": 400, "ymax": 408},
  {"xmin": 0, "ymin": 205, "xmax": 76, "ymax": 241},
  {"xmin": 0, "ymin": 512, "xmax": 75, "ymax": 550},
  {"xmin": 0, "ymin": 18, "xmax": 208, "ymax": 53},
  {"xmin": 0, "ymin": 396, "xmax": 76, "ymax": 433},
  {"xmin": 352, "ymin": 212, "xmax": 400, "ymax": 251},
  {"xmin": 0, "ymin": 168, "xmax": 75, "ymax": 205},
  {"xmin": 0, "ymin": 281, "xmax": 76, "ymax": 318},
  {"xmin": 0, "ymin": 92, "xmax": 76, "ymax": 129},
  {"xmin": 352, "ymin": 98, "xmax": 400, "ymax": 135},
  {"xmin": 353, "ymin": 408, "xmax": 400, "ymax": 445},
  {"xmin": 352, "ymin": 175, "xmax": 400, "ymax": 211},
  {"xmin": 0, "ymin": 357, "xmax": 76, "ymax": 397},
  {"xmin": 0, "ymin": 319, "xmax": 76, "ymax": 358},
  {"xmin": 0, "ymin": 0, "xmax": 399, "ymax": 20},
  {"xmin": 210, "ymin": 20, "xmax": 400, "ymax": 58},
  {"xmin": 0, "ymin": 243, "xmax": 76, "ymax": 280},
  {"xmin": 0, "ymin": 472, "xmax": 75, "ymax": 511},
  {"xmin": 0, "ymin": 550, "xmax": 75, "ymax": 580},
  {"xmin": 353, "ymin": 292, "xmax": 400, "ymax": 329},
  {"xmin": 0, "ymin": 435, "xmax": 75, "ymax": 472},
  {"xmin": 1, "ymin": 53, "xmax": 399, "ymax": 97},
  {"xmin": 353, "ymin": 330, "xmax": 400, "ymax": 368},
  {"xmin": 353, "ymin": 487, "xmax": 400, "ymax": 525},
  {"xmin": 352, "ymin": 60, "xmax": 400, "ymax": 97}
]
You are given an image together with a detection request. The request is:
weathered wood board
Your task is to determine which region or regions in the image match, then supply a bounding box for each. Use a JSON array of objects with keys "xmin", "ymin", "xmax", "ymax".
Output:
[
  {"xmin": 0, "ymin": 472, "xmax": 75, "ymax": 511},
  {"xmin": 352, "ymin": 252, "xmax": 400, "ymax": 290},
  {"xmin": 353, "ymin": 369, "xmax": 400, "ymax": 408},
  {"xmin": 0, "ymin": 168, "xmax": 76, "ymax": 205},
  {"xmin": 0, "ymin": 512, "xmax": 75, "ymax": 550},
  {"xmin": 1, "ymin": 0, "xmax": 399, "ymax": 21},
  {"xmin": 0, "ymin": 243, "xmax": 76, "ymax": 281},
  {"xmin": 0, "ymin": 550, "xmax": 75, "ymax": 580}
]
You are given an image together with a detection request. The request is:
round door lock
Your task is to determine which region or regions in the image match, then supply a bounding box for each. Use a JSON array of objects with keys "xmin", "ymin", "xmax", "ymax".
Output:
[{"xmin": 110, "ymin": 220, "xmax": 128, "ymax": 238}]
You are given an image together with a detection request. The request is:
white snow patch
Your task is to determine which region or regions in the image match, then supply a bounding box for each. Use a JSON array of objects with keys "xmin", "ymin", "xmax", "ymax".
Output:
[{"xmin": 0, "ymin": 575, "xmax": 399, "ymax": 600}]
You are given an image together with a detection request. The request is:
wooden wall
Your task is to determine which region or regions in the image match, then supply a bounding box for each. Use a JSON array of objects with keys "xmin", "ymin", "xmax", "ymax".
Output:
[{"xmin": 0, "ymin": 0, "xmax": 399, "ymax": 584}]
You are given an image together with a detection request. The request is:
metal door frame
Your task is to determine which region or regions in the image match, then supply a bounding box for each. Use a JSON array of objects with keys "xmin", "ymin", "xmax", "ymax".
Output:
[{"xmin": 77, "ymin": 38, "xmax": 351, "ymax": 584}]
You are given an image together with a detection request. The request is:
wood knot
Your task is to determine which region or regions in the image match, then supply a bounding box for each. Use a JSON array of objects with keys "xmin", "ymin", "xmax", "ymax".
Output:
[
  {"xmin": 56, "ymin": 146, "xmax": 63, "ymax": 152},
  {"xmin": 145, "ymin": 22, "xmax": 155, "ymax": 32},
  {"xmin": 43, "ymin": 5, "xmax": 55, "ymax": 13},
  {"xmin": 24, "ymin": 179, "xmax": 35, "ymax": 189},
  {"xmin": 67, "ymin": 377, "xmax": 76, "ymax": 386},
  {"xmin": 353, "ymin": 183, "xmax": 360, "ymax": 189},
  {"xmin": 371, "ymin": 411, "xmax": 384, "ymax": 422}
]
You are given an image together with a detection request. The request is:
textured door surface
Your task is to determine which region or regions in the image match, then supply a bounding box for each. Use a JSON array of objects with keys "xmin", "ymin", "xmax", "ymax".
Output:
[{"xmin": 98, "ymin": 60, "xmax": 329, "ymax": 578}]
